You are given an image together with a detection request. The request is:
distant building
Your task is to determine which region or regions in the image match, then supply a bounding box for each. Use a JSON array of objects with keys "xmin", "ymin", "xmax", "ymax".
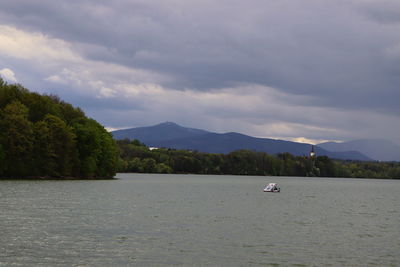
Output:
[{"xmin": 310, "ymin": 145, "xmax": 316, "ymax": 158}]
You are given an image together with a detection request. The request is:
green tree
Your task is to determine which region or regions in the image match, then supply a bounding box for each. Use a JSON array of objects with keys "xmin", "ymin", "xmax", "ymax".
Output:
[
  {"xmin": 96, "ymin": 130, "xmax": 119, "ymax": 177},
  {"xmin": 388, "ymin": 166, "xmax": 400, "ymax": 179},
  {"xmin": 24, "ymin": 93, "xmax": 61, "ymax": 123},
  {"xmin": 0, "ymin": 101, "xmax": 33, "ymax": 176},
  {"xmin": 316, "ymin": 156, "xmax": 337, "ymax": 177},
  {"xmin": 0, "ymin": 83, "xmax": 29, "ymax": 109},
  {"xmin": 73, "ymin": 119, "xmax": 118, "ymax": 178},
  {"xmin": 0, "ymin": 144, "xmax": 5, "ymax": 176},
  {"xmin": 33, "ymin": 115, "xmax": 76, "ymax": 177},
  {"xmin": 155, "ymin": 163, "xmax": 173, "ymax": 173},
  {"xmin": 33, "ymin": 120, "xmax": 56, "ymax": 176},
  {"xmin": 127, "ymin": 157, "xmax": 142, "ymax": 172},
  {"xmin": 73, "ymin": 119, "xmax": 102, "ymax": 178},
  {"xmin": 141, "ymin": 158, "xmax": 157, "ymax": 173}
]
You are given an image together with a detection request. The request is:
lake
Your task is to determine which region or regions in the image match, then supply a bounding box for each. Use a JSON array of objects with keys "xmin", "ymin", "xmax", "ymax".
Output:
[{"xmin": 1, "ymin": 174, "xmax": 399, "ymax": 266}]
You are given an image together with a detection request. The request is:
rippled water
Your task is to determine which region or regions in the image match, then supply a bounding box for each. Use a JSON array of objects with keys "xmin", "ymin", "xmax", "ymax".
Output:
[{"xmin": 1, "ymin": 174, "xmax": 399, "ymax": 266}]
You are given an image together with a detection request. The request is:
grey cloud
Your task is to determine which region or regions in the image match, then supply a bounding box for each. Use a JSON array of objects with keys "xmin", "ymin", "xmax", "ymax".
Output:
[
  {"xmin": 1, "ymin": 1, "xmax": 395, "ymax": 110},
  {"xmin": 1, "ymin": 0, "xmax": 400, "ymax": 144},
  {"xmin": 359, "ymin": 1, "xmax": 400, "ymax": 24}
]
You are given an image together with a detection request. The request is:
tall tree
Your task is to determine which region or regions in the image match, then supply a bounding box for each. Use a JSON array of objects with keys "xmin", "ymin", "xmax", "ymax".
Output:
[
  {"xmin": 0, "ymin": 144, "xmax": 5, "ymax": 176},
  {"xmin": 33, "ymin": 115, "xmax": 76, "ymax": 177},
  {"xmin": 73, "ymin": 119, "xmax": 117, "ymax": 178},
  {"xmin": 0, "ymin": 101, "xmax": 33, "ymax": 176}
]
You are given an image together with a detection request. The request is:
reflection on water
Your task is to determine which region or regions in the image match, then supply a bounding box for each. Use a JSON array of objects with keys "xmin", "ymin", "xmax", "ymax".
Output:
[{"xmin": 1, "ymin": 174, "xmax": 399, "ymax": 266}]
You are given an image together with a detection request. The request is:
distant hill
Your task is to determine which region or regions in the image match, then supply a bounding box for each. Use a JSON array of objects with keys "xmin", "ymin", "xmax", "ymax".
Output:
[
  {"xmin": 318, "ymin": 139, "xmax": 400, "ymax": 162},
  {"xmin": 112, "ymin": 122, "xmax": 209, "ymax": 143},
  {"xmin": 148, "ymin": 132, "xmax": 370, "ymax": 160},
  {"xmin": 112, "ymin": 122, "xmax": 371, "ymax": 161}
]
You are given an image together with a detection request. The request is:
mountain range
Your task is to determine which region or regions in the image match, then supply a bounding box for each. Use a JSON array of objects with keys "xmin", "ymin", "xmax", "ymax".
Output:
[
  {"xmin": 318, "ymin": 139, "xmax": 400, "ymax": 162},
  {"xmin": 111, "ymin": 122, "xmax": 393, "ymax": 161}
]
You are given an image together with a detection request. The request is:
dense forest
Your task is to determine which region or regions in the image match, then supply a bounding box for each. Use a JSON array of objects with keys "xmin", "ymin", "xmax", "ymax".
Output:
[
  {"xmin": 0, "ymin": 78, "xmax": 119, "ymax": 178},
  {"xmin": 117, "ymin": 139, "xmax": 400, "ymax": 179}
]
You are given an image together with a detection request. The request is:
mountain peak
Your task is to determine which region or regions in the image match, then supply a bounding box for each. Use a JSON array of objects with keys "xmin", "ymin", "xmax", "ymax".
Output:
[
  {"xmin": 112, "ymin": 122, "xmax": 209, "ymax": 142},
  {"xmin": 157, "ymin": 121, "xmax": 180, "ymax": 127}
]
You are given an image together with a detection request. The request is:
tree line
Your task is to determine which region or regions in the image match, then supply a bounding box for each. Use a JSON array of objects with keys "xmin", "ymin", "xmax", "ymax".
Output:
[
  {"xmin": 117, "ymin": 139, "xmax": 400, "ymax": 179},
  {"xmin": 0, "ymin": 78, "xmax": 118, "ymax": 178}
]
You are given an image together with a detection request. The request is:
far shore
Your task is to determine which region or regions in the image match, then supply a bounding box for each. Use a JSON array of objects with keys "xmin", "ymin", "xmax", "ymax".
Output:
[
  {"xmin": 0, "ymin": 176, "xmax": 116, "ymax": 180},
  {"xmin": 115, "ymin": 172, "xmax": 400, "ymax": 180},
  {"xmin": 1, "ymin": 173, "xmax": 398, "ymax": 180}
]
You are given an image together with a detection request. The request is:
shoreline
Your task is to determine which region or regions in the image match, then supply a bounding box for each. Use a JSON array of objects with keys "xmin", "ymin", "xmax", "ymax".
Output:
[
  {"xmin": 0, "ymin": 176, "xmax": 117, "ymax": 180},
  {"xmin": 116, "ymin": 172, "xmax": 400, "ymax": 180},
  {"xmin": 1, "ymin": 173, "xmax": 398, "ymax": 180}
]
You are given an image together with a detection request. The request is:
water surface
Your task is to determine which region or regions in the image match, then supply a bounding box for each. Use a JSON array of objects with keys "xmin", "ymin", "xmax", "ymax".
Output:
[{"xmin": 1, "ymin": 174, "xmax": 399, "ymax": 266}]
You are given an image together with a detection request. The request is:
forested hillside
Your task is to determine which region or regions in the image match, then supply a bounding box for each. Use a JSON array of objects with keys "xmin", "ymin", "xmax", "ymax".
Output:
[
  {"xmin": 0, "ymin": 79, "xmax": 118, "ymax": 178},
  {"xmin": 117, "ymin": 139, "xmax": 400, "ymax": 179}
]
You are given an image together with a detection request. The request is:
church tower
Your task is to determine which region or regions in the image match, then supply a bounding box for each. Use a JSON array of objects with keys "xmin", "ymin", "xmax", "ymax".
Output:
[{"xmin": 310, "ymin": 145, "xmax": 316, "ymax": 158}]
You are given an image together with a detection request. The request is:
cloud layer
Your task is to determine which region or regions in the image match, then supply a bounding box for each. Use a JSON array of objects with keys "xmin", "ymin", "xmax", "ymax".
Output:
[{"xmin": 0, "ymin": 0, "xmax": 399, "ymax": 144}]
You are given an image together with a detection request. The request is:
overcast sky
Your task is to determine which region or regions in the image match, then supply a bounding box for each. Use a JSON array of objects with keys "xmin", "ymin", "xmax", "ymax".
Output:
[{"xmin": 1, "ymin": 0, "xmax": 400, "ymax": 144}]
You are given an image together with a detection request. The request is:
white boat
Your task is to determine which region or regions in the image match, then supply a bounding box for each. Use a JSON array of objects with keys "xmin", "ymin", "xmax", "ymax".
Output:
[{"xmin": 263, "ymin": 183, "xmax": 280, "ymax": 192}]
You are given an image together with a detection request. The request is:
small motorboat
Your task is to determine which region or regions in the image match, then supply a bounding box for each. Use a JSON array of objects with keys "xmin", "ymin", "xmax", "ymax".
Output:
[{"xmin": 263, "ymin": 183, "xmax": 280, "ymax": 192}]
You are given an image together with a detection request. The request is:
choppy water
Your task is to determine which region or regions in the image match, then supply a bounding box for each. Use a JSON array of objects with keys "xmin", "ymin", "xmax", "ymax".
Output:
[{"xmin": 1, "ymin": 174, "xmax": 399, "ymax": 266}]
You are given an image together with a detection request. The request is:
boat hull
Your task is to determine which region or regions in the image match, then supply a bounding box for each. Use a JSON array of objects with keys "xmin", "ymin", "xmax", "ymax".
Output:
[{"xmin": 263, "ymin": 183, "xmax": 280, "ymax": 192}]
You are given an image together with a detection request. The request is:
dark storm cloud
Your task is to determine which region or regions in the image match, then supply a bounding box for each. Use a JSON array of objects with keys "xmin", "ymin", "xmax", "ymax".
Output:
[
  {"xmin": 1, "ymin": 0, "xmax": 400, "ymax": 143},
  {"xmin": 2, "ymin": 1, "xmax": 398, "ymax": 109}
]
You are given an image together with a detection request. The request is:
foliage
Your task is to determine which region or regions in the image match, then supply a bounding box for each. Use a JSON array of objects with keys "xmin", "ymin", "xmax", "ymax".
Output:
[
  {"xmin": 117, "ymin": 139, "xmax": 400, "ymax": 179},
  {"xmin": 0, "ymin": 100, "xmax": 33, "ymax": 176},
  {"xmin": 0, "ymin": 78, "xmax": 118, "ymax": 178}
]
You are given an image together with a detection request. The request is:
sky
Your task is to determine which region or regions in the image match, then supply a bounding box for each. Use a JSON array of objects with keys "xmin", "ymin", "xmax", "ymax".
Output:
[{"xmin": 0, "ymin": 0, "xmax": 400, "ymax": 145}]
